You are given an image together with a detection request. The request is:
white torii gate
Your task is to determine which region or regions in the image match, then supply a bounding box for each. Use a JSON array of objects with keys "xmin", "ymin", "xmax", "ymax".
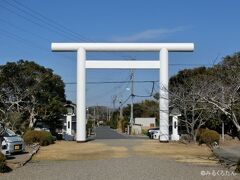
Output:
[{"xmin": 51, "ymin": 43, "xmax": 194, "ymax": 142}]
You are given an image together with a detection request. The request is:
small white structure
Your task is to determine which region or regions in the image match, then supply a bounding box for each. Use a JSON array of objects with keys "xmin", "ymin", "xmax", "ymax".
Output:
[
  {"xmin": 170, "ymin": 108, "xmax": 181, "ymax": 141},
  {"xmin": 51, "ymin": 43, "xmax": 194, "ymax": 142},
  {"xmin": 135, "ymin": 117, "xmax": 156, "ymax": 129},
  {"xmin": 63, "ymin": 103, "xmax": 76, "ymax": 136}
]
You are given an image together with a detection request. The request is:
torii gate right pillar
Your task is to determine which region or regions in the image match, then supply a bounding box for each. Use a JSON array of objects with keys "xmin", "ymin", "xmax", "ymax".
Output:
[{"xmin": 159, "ymin": 48, "xmax": 169, "ymax": 142}]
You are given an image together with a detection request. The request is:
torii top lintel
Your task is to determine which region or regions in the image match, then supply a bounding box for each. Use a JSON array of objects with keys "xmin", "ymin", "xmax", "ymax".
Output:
[{"xmin": 51, "ymin": 43, "xmax": 194, "ymax": 52}]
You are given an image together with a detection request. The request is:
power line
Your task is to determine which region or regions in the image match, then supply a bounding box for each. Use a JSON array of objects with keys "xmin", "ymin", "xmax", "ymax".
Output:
[
  {"xmin": 0, "ymin": 1, "xmax": 212, "ymax": 67},
  {"xmin": 0, "ymin": 15, "xmax": 76, "ymax": 60},
  {"xmin": 10, "ymin": 0, "xmax": 92, "ymax": 41},
  {"xmin": 0, "ymin": 0, "xmax": 139, "ymax": 65},
  {"xmin": 0, "ymin": 0, "xmax": 214, "ymax": 108},
  {"xmin": 65, "ymin": 80, "xmax": 159, "ymax": 84},
  {"xmin": 169, "ymin": 63, "xmax": 210, "ymax": 66},
  {"xmin": 0, "ymin": 4, "xmax": 73, "ymax": 41},
  {"xmin": 1, "ymin": 0, "xmax": 85, "ymax": 41},
  {"xmin": 71, "ymin": 80, "xmax": 157, "ymax": 103},
  {"xmin": 0, "ymin": 28, "xmax": 49, "ymax": 52},
  {"xmin": 1, "ymin": 0, "xmax": 136, "ymax": 60},
  {"xmin": 134, "ymin": 81, "xmax": 155, "ymax": 98},
  {"xmin": 0, "ymin": 17, "xmax": 50, "ymax": 42},
  {"xmin": 117, "ymin": 83, "xmax": 156, "ymax": 108},
  {"xmin": 119, "ymin": 95, "xmax": 131, "ymax": 108},
  {"xmin": 86, "ymin": 73, "xmax": 134, "ymax": 103},
  {"xmin": 0, "ymin": 28, "xmax": 75, "ymax": 60}
]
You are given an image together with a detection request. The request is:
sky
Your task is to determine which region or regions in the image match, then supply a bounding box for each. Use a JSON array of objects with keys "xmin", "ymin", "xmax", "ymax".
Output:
[{"xmin": 0, "ymin": 0, "xmax": 239, "ymax": 108}]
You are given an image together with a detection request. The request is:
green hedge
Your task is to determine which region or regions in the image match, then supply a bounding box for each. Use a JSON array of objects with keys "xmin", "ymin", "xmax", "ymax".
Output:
[
  {"xmin": 23, "ymin": 130, "xmax": 54, "ymax": 146},
  {"xmin": 198, "ymin": 129, "xmax": 220, "ymax": 146},
  {"xmin": 196, "ymin": 128, "xmax": 207, "ymax": 142}
]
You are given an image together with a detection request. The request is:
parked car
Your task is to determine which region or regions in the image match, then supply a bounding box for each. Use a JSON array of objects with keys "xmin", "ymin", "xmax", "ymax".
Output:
[
  {"xmin": 34, "ymin": 127, "xmax": 50, "ymax": 132},
  {"xmin": 147, "ymin": 127, "xmax": 159, "ymax": 139},
  {"xmin": 1, "ymin": 129, "xmax": 25, "ymax": 156},
  {"xmin": 152, "ymin": 130, "xmax": 160, "ymax": 140}
]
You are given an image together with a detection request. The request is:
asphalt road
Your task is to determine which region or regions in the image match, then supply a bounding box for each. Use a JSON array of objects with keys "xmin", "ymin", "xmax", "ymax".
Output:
[
  {"xmin": 213, "ymin": 145, "xmax": 240, "ymax": 165},
  {"xmin": 94, "ymin": 126, "xmax": 127, "ymax": 139}
]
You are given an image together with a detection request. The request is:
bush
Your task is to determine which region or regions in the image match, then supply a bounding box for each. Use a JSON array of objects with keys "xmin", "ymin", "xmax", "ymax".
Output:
[
  {"xmin": 121, "ymin": 120, "xmax": 128, "ymax": 133},
  {"xmin": 141, "ymin": 129, "xmax": 147, "ymax": 135},
  {"xmin": 109, "ymin": 119, "xmax": 117, "ymax": 129},
  {"xmin": 23, "ymin": 130, "xmax": 54, "ymax": 146},
  {"xmin": 179, "ymin": 134, "xmax": 192, "ymax": 144},
  {"xmin": 198, "ymin": 129, "xmax": 220, "ymax": 146},
  {"xmin": 0, "ymin": 152, "xmax": 6, "ymax": 172},
  {"xmin": 0, "ymin": 152, "xmax": 8, "ymax": 173},
  {"xmin": 196, "ymin": 128, "xmax": 207, "ymax": 142},
  {"xmin": 86, "ymin": 120, "xmax": 93, "ymax": 130}
]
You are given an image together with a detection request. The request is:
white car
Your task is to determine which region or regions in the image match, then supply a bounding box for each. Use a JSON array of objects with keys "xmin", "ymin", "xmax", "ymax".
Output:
[
  {"xmin": 1, "ymin": 129, "xmax": 25, "ymax": 156},
  {"xmin": 152, "ymin": 130, "xmax": 160, "ymax": 140},
  {"xmin": 147, "ymin": 127, "xmax": 159, "ymax": 139}
]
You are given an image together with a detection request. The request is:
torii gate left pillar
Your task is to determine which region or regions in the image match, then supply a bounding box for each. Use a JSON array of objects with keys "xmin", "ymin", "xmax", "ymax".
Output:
[{"xmin": 51, "ymin": 43, "xmax": 194, "ymax": 142}]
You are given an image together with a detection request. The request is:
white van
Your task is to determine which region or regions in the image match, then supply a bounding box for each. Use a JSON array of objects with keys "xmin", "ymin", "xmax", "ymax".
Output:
[{"xmin": 1, "ymin": 129, "xmax": 25, "ymax": 156}]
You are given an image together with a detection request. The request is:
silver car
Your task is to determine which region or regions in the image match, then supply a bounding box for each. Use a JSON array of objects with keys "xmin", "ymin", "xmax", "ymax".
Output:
[{"xmin": 1, "ymin": 129, "xmax": 25, "ymax": 156}]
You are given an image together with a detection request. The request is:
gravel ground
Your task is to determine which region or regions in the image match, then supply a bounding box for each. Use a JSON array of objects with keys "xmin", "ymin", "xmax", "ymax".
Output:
[{"xmin": 1, "ymin": 156, "xmax": 238, "ymax": 180}]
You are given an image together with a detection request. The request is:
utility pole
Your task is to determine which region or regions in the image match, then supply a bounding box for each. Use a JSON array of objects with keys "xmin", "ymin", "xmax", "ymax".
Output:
[
  {"xmin": 108, "ymin": 108, "xmax": 111, "ymax": 121},
  {"xmin": 130, "ymin": 69, "xmax": 134, "ymax": 126},
  {"xmin": 112, "ymin": 95, "xmax": 117, "ymax": 110},
  {"xmin": 222, "ymin": 121, "xmax": 224, "ymax": 141},
  {"xmin": 119, "ymin": 100, "xmax": 123, "ymax": 119},
  {"xmin": 93, "ymin": 106, "xmax": 96, "ymax": 127},
  {"xmin": 107, "ymin": 107, "xmax": 111, "ymax": 121}
]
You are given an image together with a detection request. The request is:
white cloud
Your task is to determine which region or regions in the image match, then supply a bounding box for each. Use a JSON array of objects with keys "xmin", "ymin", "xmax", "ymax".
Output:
[{"xmin": 111, "ymin": 27, "xmax": 186, "ymax": 42}]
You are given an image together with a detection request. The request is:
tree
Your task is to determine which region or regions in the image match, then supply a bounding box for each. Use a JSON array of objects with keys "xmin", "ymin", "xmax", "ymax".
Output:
[
  {"xmin": 0, "ymin": 60, "xmax": 66, "ymax": 133},
  {"xmin": 168, "ymin": 52, "xmax": 240, "ymax": 140},
  {"xmin": 169, "ymin": 67, "xmax": 214, "ymax": 141},
  {"xmin": 122, "ymin": 99, "xmax": 159, "ymax": 121},
  {"xmin": 0, "ymin": 122, "xmax": 5, "ymax": 150},
  {"xmin": 202, "ymin": 53, "xmax": 240, "ymax": 137}
]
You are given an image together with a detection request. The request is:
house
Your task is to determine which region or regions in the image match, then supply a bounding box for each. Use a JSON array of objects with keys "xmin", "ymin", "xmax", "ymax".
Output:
[
  {"xmin": 131, "ymin": 117, "xmax": 156, "ymax": 135},
  {"xmin": 134, "ymin": 117, "xmax": 156, "ymax": 129}
]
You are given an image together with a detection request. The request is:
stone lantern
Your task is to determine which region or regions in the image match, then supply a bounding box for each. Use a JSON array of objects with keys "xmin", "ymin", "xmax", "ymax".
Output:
[{"xmin": 170, "ymin": 108, "xmax": 181, "ymax": 141}]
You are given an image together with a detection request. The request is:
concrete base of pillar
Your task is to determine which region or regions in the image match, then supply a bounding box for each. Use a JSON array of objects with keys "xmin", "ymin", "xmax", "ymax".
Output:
[
  {"xmin": 171, "ymin": 134, "xmax": 180, "ymax": 141},
  {"xmin": 77, "ymin": 140, "xmax": 86, "ymax": 143}
]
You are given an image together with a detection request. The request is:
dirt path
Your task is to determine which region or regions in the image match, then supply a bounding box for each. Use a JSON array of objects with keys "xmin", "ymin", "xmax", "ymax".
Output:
[{"xmin": 33, "ymin": 139, "xmax": 216, "ymax": 165}]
